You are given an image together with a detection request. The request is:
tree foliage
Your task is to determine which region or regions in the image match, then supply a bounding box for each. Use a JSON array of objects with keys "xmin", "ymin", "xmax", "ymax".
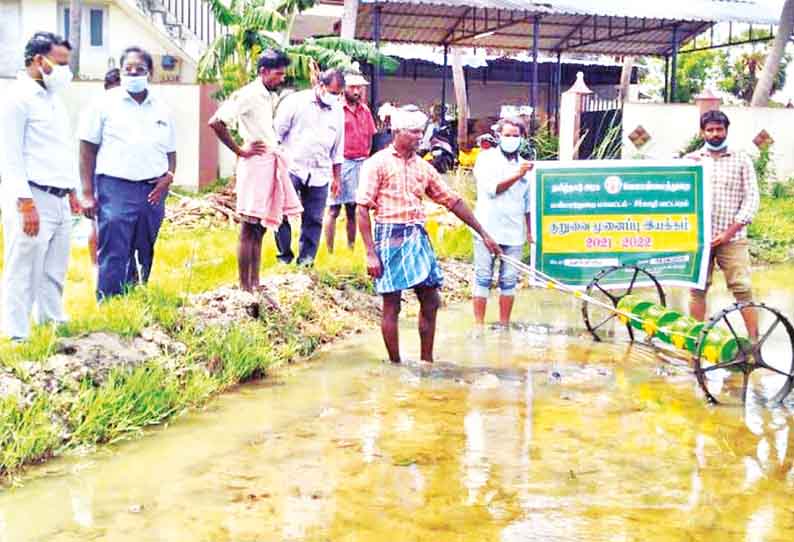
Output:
[
  {"xmin": 673, "ymin": 50, "xmax": 727, "ymax": 103},
  {"xmin": 720, "ymin": 49, "xmax": 791, "ymax": 103},
  {"xmin": 659, "ymin": 28, "xmax": 790, "ymax": 104},
  {"xmin": 197, "ymin": 0, "xmax": 398, "ymax": 99}
]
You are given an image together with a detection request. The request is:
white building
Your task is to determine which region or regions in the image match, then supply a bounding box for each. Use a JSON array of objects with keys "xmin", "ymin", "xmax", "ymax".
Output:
[
  {"xmin": 0, "ymin": 0, "xmax": 352, "ymax": 190},
  {"xmin": 0, "ymin": 0, "xmax": 205, "ymax": 82}
]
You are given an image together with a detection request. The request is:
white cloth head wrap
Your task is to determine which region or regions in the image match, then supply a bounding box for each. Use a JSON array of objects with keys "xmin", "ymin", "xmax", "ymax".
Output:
[
  {"xmin": 391, "ymin": 106, "xmax": 428, "ymax": 131},
  {"xmin": 377, "ymin": 102, "xmax": 395, "ymax": 121}
]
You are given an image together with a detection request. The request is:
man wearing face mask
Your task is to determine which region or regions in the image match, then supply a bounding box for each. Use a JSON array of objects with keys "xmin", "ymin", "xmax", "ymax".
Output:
[
  {"xmin": 471, "ymin": 118, "xmax": 534, "ymax": 326},
  {"xmin": 78, "ymin": 46, "xmax": 177, "ymax": 300},
  {"xmin": 273, "ymin": 69, "xmax": 346, "ymax": 266},
  {"xmin": 0, "ymin": 31, "xmax": 81, "ymax": 341},
  {"xmin": 686, "ymin": 110, "xmax": 760, "ymax": 339}
]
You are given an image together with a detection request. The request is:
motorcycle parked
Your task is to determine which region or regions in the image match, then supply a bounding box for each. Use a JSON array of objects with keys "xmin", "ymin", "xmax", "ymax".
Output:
[{"xmin": 419, "ymin": 123, "xmax": 457, "ymax": 174}]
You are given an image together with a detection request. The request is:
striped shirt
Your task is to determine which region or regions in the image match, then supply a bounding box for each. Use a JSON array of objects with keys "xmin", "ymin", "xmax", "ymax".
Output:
[
  {"xmin": 687, "ymin": 147, "xmax": 760, "ymax": 241},
  {"xmin": 357, "ymin": 145, "xmax": 461, "ymax": 224}
]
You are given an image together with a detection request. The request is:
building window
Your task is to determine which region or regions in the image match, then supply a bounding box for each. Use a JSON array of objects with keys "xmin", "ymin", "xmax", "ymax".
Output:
[
  {"xmin": 90, "ymin": 9, "xmax": 103, "ymax": 46},
  {"xmin": 63, "ymin": 7, "xmax": 70, "ymax": 42},
  {"xmin": 58, "ymin": 5, "xmax": 106, "ymax": 47}
]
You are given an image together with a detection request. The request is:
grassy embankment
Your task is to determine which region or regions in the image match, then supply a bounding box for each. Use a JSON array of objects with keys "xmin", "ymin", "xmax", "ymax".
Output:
[
  {"xmin": 0, "ymin": 196, "xmax": 473, "ymax": 479},
  {"xmin": 748, "ymin": 196, "xmax": 794, "ymax": 264}
]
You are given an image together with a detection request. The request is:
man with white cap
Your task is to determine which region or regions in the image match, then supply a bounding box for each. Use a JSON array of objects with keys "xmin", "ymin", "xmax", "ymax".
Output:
[
  {"xmin": 324, "ymin": 71, "xmax": 376, "ymax": 253},
  {"xmin": 357, "ymin": 105, "xmax": 501, "ymax": 364},
  {"xmin": 373, "ymin": 102, "xmax": 395, "ymax": 153}
]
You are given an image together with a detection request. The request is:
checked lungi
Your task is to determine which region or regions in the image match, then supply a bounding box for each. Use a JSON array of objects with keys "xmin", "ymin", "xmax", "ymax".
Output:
[{"xmin": 373, "ymin": 223, "xmax": 443, "ymax": 294}]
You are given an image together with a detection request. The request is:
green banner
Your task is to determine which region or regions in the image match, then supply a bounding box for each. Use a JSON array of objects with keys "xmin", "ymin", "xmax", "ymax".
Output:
[{"xmin": 531, "ymin": 161, "xmax": 711, "ymax": 288}]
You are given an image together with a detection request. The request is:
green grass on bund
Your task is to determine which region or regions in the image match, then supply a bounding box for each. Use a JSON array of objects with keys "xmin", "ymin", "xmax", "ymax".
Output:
[{"xmin": 0, "ymin": 200, "xmax": 471, "ymax": 480}]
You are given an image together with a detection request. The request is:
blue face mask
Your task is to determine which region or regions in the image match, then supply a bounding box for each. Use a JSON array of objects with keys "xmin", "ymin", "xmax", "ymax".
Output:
[
  {"xmin": 704, "ymin": 137, "xmax": 727, "ymax": 152},
  {"xmin": 121, "ymin": 75, "xmax": 148, "ymax": 94}
]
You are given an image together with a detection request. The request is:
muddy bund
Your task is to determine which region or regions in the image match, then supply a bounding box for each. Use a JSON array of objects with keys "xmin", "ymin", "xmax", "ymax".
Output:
[{"xmin": 2, "ymin": 265, "xmax": 794, "ymax": 541}]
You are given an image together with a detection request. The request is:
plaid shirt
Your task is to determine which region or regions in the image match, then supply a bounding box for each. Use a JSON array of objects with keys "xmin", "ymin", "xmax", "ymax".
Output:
[
  {"xmin": 357, "ymin": 145, "xmax": 461, "ymax": 224},
  {"xmin": 687, "ymin": 147, "xmax": 760, "ymax": 241}
]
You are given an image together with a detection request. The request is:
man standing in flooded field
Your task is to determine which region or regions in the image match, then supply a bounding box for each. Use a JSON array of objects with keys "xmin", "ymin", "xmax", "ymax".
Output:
[
  {"xmin": 686, "ymin": 110, "xmax": 760, "ymax": 338},
  {"xmin": 471, "ymin": 117, "xmax": 534, "ymax": 326},
  {"xmin": 356, "ymin": 105, "xmax": 501, "ymax": 363}
]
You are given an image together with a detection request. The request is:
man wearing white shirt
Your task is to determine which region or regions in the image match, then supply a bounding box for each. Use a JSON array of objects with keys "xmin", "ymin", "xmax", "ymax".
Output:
[
  {"xmin": 471, "ymin": 118, "xmax": 534, "ymax": 326},
  {"xmin": 79, "ymin": 46, "xmax": 176, "ymax": 299},
  {"xmin": 0, "ymin": 32, "xmax": 81, "ymax": 340},
  {"xmin": 273, "ymin": 69, "xmax": 345, "ymax": 266}
]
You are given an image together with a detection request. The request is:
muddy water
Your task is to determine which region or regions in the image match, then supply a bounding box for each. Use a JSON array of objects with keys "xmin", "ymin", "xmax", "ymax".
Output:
[{"xmin": 2, "ymin": 265, "xmax": 794, "ymax": 542}]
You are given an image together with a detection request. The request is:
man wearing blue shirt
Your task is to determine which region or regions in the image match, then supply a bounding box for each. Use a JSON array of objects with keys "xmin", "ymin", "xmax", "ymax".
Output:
[
  {"xmin": 79, "ymin": 46, "xmax": 177, "ymax": 299},
  {"xmin": 471, "ymin": 118, "xmax": 534, "ymax": 326},
  {"xmin": 0, "ymin": 32, "xmax": 80, "ymax": 340}
]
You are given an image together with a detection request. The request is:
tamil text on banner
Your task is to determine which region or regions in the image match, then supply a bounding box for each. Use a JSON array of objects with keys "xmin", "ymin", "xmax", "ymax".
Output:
[{"xmin": 531, "ymin": 160, "xmax": 711, "ymax": 289}]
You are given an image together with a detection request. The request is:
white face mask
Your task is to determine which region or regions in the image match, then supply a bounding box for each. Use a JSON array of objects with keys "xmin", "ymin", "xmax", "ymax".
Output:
[
  {"xmin": 500, "ymin": 135, "xmax": 522, "ymax": 154},
  {"xmin": 41, "ymin": 58, "xmax": 73, "ymax": 93},
  {"xmin": 319, "ymin": 89, "xmax": 339, "ymax": 107},
  {"xmin": 121, "ymin": 75, "xmax": 149, "ymax": 94}
]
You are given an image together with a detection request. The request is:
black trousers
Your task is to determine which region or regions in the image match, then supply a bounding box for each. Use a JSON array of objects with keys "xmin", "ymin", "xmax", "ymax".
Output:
[{"xmin": 275, "ymin": 173, "xmax": 329, "ymax": 265}]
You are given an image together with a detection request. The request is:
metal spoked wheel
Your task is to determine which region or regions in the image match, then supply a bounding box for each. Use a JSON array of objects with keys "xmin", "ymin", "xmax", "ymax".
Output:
[
  {"xmin": 694, "ymin": 302, "xmax": 794, "ymax": 405},
  {"xmin": 581, "ymin": 265, "xmax": 666, "ymax": 342}
]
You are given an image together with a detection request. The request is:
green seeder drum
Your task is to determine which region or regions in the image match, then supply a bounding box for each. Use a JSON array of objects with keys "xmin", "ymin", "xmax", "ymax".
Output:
[{"xmin": 580, "ymin": 265, "xmax": 794, "ymax": 405}]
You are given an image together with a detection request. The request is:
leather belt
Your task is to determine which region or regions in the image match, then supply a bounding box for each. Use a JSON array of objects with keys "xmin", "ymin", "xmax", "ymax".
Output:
[{"xmin": 29, "ymin": 181, "xmax": 71, "ymax": 198}]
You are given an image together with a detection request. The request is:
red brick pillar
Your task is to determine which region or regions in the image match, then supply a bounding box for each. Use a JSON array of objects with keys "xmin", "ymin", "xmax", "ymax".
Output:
[{"xmin": 198, "ymin": 84, "xmax": 220, "ymax": 190}]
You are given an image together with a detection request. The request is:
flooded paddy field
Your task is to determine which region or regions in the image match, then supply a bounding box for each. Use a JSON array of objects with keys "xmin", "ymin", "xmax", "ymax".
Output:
[{"xmin": 2, "ymin": 265, "xmax": 793, "ymax": 541}]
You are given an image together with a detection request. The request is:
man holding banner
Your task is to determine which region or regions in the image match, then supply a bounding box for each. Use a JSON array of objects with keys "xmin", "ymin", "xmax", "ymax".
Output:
[{"xmin": 686, "ymin": 110, "xmax": 760, "ymax": 338}]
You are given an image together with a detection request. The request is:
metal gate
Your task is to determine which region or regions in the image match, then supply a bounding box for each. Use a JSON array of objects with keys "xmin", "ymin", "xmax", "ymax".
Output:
[{"xmin": 579, "ymin": 94, "xmax": 622, "ymax": 160}]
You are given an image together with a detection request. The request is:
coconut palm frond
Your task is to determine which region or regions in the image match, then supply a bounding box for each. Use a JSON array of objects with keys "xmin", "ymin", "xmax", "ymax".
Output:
[
  {"xmin": 308, "ymin": 37, "xmax": 399, "ymax": 72},
  {"xmin": 206, "ymin": 0, "xmax": 239, "ymax": 26},
  {"xmin": 197, "ymin": 32, "xmax": 240, "ymax": 83}
]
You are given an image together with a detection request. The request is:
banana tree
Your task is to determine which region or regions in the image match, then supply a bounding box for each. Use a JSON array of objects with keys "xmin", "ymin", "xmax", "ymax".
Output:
[{"xmin": 197, "ymin": 0, "xmax": 398, "ymax": 99}]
